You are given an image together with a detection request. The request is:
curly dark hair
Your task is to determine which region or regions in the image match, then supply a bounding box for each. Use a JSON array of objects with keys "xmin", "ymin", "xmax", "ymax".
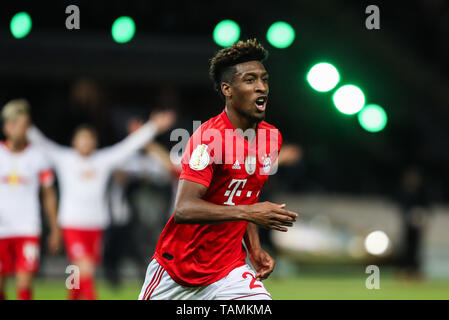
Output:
[{"xmin": 209, "ymin": 39, "xmax": 268, "ymax": 99}]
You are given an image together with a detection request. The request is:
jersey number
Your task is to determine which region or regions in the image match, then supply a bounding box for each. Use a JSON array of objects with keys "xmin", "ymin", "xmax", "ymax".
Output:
[{"xmin": 242, "ymin": 272, "xmax": 262, "ymax": 289}]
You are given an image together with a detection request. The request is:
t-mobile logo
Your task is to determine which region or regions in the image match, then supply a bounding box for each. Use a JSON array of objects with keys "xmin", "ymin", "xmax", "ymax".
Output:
[{"xmin": 223, "ymin": 179, "xmax": 247, "ymax": 205}]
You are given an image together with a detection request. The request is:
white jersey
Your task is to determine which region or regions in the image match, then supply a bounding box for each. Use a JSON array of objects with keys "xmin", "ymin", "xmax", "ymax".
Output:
[
  {"xmin": 27, "ymin": 122, "xmax": 157, "ymax": 230},
  {"xmin": 0, "ymin": 141, "xmax": 53, "ymax": 238}
]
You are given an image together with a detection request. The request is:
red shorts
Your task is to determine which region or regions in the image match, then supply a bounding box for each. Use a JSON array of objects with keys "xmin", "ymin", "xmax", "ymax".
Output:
[
  {"xmin": 0, "ymin": 237, "xmax": 40, "ymax": 275},
  {"xmin": 62, "ymin": 228, "xmax": 103, "ymax": 264}
]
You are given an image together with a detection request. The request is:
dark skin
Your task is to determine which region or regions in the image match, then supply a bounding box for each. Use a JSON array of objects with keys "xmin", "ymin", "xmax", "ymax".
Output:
[
  {"xmin": 222, "ymin": 61, "xmax": 269, "ymax": 131},
  {"xmin": 174, "ymin": 60, "xmax": 298, "ymax": 281}
]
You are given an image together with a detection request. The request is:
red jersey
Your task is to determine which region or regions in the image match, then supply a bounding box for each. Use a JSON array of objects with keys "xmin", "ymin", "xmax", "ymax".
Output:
[{"xmin": 154, "ymin": 109, "xmax": 282, "ymax": 287}]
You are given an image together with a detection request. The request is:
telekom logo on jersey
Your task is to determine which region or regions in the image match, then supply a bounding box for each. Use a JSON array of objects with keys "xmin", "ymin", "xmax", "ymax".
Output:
[
  {"xmin": 223, "ymin": 179, "xmax": 248, "ymax": 205},
  {"xmin": 169, "ymin": 121, "xmax": 280, "ymax": 175}
]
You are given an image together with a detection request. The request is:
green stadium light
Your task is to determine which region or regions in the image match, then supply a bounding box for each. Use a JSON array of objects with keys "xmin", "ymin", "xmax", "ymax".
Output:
[
  {"xmin": 266, "ymin": 21, "xmax": 295, "ymax": 49},
  {"xmin": 111, "ymin": 16, "xmax": 136, "ymax": 44},
  {"xmin": 306, "ymin": 62, "xmax": 340, "ymax": 92},
  {"xmin": 10, "ymin": 12, "xmax": 32, "ymax": 39},
  {"xmin": 358, "ymin": 104, "xmax": 387, "ymax": 132},
  {"xmin": 213, "ymin": 20, "xmax": 240, "ymax": 47},
  {"xmin": 332, "ymin": 84, "xmax": 365, "ymax": 115}
]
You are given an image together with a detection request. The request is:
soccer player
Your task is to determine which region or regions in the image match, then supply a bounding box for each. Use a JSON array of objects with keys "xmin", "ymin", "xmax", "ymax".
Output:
[
  {"xmin": 138, "ymin": 39, "xmax": 298, "ymax": 300},
  {"xmin": 0, "ymin": 99, "xmax": 60, "ymax": 300},
  {"xmin": 27, "ymin": 110, "xmax": 175, "ymax": 300}
]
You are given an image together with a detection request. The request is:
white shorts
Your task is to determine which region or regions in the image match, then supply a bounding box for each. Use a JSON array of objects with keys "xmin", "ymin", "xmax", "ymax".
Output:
[{"xmin": 138, "ymin": 259, "xmax": 272, "ymax": 300}]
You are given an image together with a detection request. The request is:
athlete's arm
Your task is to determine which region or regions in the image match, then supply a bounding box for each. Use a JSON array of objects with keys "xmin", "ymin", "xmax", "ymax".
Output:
[
  {"xmin": 144, "ymin": 142, "xmax": 175, "ymax": 176},
  {"xmin": 174, "ymin": 179, "xmax": 298, "ymax": 231},
  {"xmin": 244, "ymin": 223, "xmax": 275, "ymax": 280},
  {"xmin": 98, "ymin": 110, "xmax": 175, "ymax": 168},
  {"xmin": 41, "ymin": 185, "xmax": 61, "ymax": 255},
  {"xmin": 27, "ymin": 125, "xmax": 68, "ymax": 159},
  {"xmin": 244, "ymin": 222, "xmax": 263, "ymax": 253},
  {"xmin": 120, "ymin": 142, "xmax": 173, "ymax": 182}
]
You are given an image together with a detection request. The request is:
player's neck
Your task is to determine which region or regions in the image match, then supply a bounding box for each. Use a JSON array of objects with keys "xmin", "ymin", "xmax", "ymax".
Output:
[
  {"xmin": 225, "ymin": 106, "xmax": 257, "ymax": 132},
  {"xmin": 5, "ymin": 139, "xmax": 28, "ymax": 152},
  {"xmin": 76, "ymin": 150, "xmax": 94, "ymax": 158}
]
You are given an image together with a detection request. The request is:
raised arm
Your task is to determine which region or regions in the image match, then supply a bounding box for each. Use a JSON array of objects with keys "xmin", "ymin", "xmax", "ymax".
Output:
[
  {"xmin": 98, "ymin": 110, "xmax": 175, "ymax": 168},
  {"xmin": 116, "ymin": 142, "xmax": 174, "ymax": 184},
  {"xmin": 144, "ymin": 142, "xmax": 174, "ymax": 176},
  {"xmin": 173, "ymin": 179, "xmax": 298, "ymax": 231},
  {"xmin": 27, "ymin": 125, "xmax": 68, "ymax": 160}
]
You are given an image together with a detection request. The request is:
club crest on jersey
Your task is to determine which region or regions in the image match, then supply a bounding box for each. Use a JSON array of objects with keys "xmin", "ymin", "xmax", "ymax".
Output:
[
  {"xmin": 262, "ymin": 154, "xmax": 272, "ymax": 174},
  {"xmin": 245, "ymin": 155, "xmax": 257, "ymax": 175},
  {"xmin": 189, "ymin": 144, "xmax": 210, "ymax": 171}
]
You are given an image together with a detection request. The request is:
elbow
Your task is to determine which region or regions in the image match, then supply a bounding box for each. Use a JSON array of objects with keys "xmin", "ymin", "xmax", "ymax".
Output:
[{"xmin": 173, "ymin": 205, "xmax": 189, "ymax": 224}]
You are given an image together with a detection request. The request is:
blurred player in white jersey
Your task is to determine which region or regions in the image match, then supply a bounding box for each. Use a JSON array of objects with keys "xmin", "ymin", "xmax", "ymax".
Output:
[
  {"xmin": 27, "ymin": 110, "xmax": 175, "ymax": 300},
  {"xmin": 0, "ymin": 99, "xmax": 60, "ymax": 300}
]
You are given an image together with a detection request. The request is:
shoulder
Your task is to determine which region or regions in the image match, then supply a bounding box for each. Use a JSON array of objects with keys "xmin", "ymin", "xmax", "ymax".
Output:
[
  {"xmin": 22, "ymin": 143, "xmax": 41, "ymax": 159},
  {"xmin": 0, "ymin": 141, "xmax": 7, "ymax": 155},
  {"xmin": 27, "ymin": 144, "xmax": 52, "ymax": 164},
  {"xmin": 258, "ymin": 120, "xmax": 279, "ymax": 132},
  {"xmin": 194, "ymin": 113, "xmax": 227, "ymax": 135},
  {"xmin": 259, "ymin": 120, "xmax": 282, "ymax": 147},
  {"xmin": 189, "ymin": 113, "xmax": 228, "ymax": 147},
  {"xmin": 182, "ymin": 113, "xmax": 225, "ymax": 163},
  {"xmin": 27, "ymin": 143, "xmax": 44, "ymax": 154}
]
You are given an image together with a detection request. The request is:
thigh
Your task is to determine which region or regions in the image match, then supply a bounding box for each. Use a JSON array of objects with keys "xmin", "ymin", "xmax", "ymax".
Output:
[
  {"xmin": 87, "ymin": 230, "xmax": 103, "ymax": 265},
  {"xmin": 63, "ymin": 229, "xmax": 103, "ymax": 264},
  {"xmin": 215, "ymin": 264, "xmax": 272, "ymax": 300},
  {"xmin": 63, "ymin": 228, "xmax": 90, "ymax": 262},
  {"xmin": 0, "ymin": 238, "xmax": 13, "ymax": 275},
  {"xmin": 14, "ymin": 237, "xmax": 40, "ymax": 274}
]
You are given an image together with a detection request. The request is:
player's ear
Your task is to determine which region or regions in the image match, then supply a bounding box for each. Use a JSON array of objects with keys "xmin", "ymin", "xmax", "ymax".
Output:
[{"xmin": 221, "ymin": 82, "xmax": 232, "ymax": 98}]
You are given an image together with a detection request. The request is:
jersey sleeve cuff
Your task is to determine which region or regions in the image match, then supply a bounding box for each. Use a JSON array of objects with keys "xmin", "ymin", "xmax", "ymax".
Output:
[{"xmin": 179, "ymin": 174, "xmax": 211, "ymax": 188}]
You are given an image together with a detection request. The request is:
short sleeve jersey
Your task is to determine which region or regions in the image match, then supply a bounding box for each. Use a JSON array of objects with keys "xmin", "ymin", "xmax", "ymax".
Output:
[
  {"xmin": 154, "ymin": 110, "xmax": 282, "ymax": 287},
  {"xmin": 0, "ymin": 141, "xmax": 54, "ymax": 238}
]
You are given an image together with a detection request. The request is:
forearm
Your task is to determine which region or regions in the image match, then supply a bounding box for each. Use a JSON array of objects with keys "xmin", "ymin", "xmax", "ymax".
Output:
[
  {"xmin": 145, "ymin": 142, "xmax": 173, "ymax": 174},
  {"xmin": 174, "ymin": 197, "xmax": 251, "ymax": 224},
  {"xmin": 244, "ymin": 222, "xmax": 262, "ymax": 253},
  {"xmin": 42, "ymin": 188, "xmax": 59, "ymax": 230},
  {"xmin": 102, "ymin": 121, "xmax": 157, "ymax": 167}
]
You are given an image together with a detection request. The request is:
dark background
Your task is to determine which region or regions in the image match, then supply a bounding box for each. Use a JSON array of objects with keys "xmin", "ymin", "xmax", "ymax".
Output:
[{"xmin": 1, "ymin": 0, "xmax": 448, "ymax": 199}]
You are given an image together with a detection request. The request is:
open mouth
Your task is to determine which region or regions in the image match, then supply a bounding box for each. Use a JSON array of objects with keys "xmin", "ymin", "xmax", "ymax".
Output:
[{"xmin": 255, "ymin": 96, "xmax": 267, "ymax": 112}]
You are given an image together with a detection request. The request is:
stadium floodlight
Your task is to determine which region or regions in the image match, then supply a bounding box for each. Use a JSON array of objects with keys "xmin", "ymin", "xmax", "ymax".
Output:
[
  {"xmin": 306, "ymin": 62, "xmax": 340, "ymax": 92},
  {"xmin": 10, "ymin": 12, "xmax": 32, "ymax": 39},
  {"xmin": 358, "ymin": 104, "xmax": 387, "ymax": 132},
  {"xmin": 364, "ymin": 230, "xmax": 389, "ymax": 255},
  {"xmin": 213, "ymin": 20, "xmax": 240, "ymax": 47},
  {"xmin": 266, "ymin": 21, "xmax": 295, "ymax": 49},
  {"xmin": 111, "ymin": 16, "xmax": 136, "ymax": 44},
  {"xmin": 332, "ymin": 84, "xmax": 365, "ymax": 115}
]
